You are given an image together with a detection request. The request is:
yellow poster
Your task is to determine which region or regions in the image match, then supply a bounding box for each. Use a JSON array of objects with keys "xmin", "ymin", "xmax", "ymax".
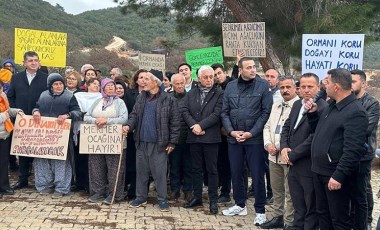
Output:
[{"xmin": 14, "ymin": 28, "xmax": 67, "ymax": 67}]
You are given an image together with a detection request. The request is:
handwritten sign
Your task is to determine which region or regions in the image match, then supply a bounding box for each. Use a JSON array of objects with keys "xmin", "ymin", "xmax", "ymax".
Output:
[
  {"xmin": 80, "ymin": 124, "xmax": 123, "ymax": 154},
  {"xmin": 222, "ymin": 22, "xmax": 266, "ymax": 57},
  {"xmin": 138, "ymin": 53, "xmax": 166, "ymax": 72},
  {"xmin": 185, "ymin": 46, "xmax": 224, "ymax": 79},
  {"xmin": 302, "ymin": 34, "xmax": 365, "ymax": 79},
  {"xmin": 14, "ymin": 28, "xmax": 67, "ymax": 67},
  {"xmin": 10, "ymin": 115, "xmax": 71, "ymax": 160}
]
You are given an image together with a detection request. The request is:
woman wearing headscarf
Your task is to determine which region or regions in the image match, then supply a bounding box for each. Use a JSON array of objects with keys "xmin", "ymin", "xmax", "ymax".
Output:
[
  {"xmin": 0, "ymin": 79, "xmax": 23, "ymax": 196},
  {"xmin": 84, "ymin": 78, "xmax": 128, "ymax": 204},
  {"xmin": 32, "ymin": 73, "xmax": 81, "ymax": 198}
]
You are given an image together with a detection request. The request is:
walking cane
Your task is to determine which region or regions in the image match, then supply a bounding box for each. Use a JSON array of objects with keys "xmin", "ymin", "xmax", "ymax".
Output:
[{"xmin": 107, "ymin": 133, "xmax": 125, "ymax": 218}]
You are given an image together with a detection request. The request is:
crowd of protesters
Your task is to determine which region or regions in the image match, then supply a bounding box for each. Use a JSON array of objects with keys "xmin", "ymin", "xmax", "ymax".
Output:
[{"xmin": 0, "ymin": 50, "xmax": 379, "ymax": 230}]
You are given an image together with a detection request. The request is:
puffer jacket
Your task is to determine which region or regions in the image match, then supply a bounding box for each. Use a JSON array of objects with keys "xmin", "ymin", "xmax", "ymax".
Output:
[{"xmin": 221, "ymin": 76, "xmax": 273, "ymax": 144}]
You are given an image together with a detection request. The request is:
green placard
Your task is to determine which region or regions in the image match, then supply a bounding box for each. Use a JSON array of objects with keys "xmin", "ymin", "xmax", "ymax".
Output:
[{"xmin": 185, "ymin": 46, "xmax": 224, "ymax": 79}]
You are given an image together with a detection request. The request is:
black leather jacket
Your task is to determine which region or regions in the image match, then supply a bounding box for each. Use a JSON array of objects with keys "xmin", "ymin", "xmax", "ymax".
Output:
[{"xmin": 359, "ymin": 92, "xmax": 380, "ymax": 161}]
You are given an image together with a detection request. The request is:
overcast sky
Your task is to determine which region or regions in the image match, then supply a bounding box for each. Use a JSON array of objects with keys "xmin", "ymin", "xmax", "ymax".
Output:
[{"xmin": 45, "ymin": 0, "xmax": 119, "ymax": 15}]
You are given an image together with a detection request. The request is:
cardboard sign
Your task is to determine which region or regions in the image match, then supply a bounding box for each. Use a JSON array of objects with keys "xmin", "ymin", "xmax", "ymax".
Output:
[
  {"xmin": 79, "ymin": 124, "xmax": 123, "ymax": 154},
  {"xmin": 138, "ymin": 53, "xmax": 166, "ymax": 72},
  {"xmin": 14, "ymin": 28, "xmax": 67, "ymax": 68},
  {"xmin": 185, "ymin": 46, "xmax": 224, "ymax": 79},
  {"xmin": 222, "ymin": 22, "xmax": 266, "ymax": 57},
  {"xmin": 10, "ymin": 115, "xmax": 71, "ymax": 160},
  {"xmin": 302, "ymin": 34, "xmax": 365, "ymax": 79}
]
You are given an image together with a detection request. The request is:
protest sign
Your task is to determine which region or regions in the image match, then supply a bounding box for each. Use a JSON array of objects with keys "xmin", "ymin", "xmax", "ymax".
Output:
[
  {"xmin": 302, "ymin": 34, "xmax": 365, "ymax": 79},
  {"xmin": 138, "ymin": 53, "xmax": 166, "ymax": 72},
  {"xmin": 80, "ymin": 124, "xmax": 123, "ymax": 155},
  {"xmin": 185, "ymin": 46, "xmax": 224, "ymax": 79},
  {"xmin": 10, "ymin": 115, "xmax": 71, "ymax": 160},
  {"xmin": 14, "ymin": 28, "xmax": 67, "ymax": 67},
  {"xmin": 222, "ymin": 22, "xmax": 266, "ymax": 57}
]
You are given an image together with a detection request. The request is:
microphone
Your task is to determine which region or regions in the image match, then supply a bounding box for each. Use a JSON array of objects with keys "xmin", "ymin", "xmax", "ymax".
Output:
[{"xmin": 302, "ymin": 88, "xmax": 326, "ymax": 115}]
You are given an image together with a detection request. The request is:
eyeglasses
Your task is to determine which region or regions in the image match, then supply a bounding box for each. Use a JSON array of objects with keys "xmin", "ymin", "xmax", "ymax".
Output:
[{"xmin": 4, "ymin": 65, "xmax": 13, "ymax": 68}]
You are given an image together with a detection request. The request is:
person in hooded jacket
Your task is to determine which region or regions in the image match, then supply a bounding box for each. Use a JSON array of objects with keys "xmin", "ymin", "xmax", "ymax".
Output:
[{"xmin": 32, "ymin": 73, "xmax": 81, "ymax": 198}]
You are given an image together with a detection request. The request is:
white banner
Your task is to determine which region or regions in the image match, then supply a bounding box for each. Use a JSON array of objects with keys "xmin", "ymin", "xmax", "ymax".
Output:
[{"xmin": 302, "ymin": 34, "xmax": 364, "ymax": 79}]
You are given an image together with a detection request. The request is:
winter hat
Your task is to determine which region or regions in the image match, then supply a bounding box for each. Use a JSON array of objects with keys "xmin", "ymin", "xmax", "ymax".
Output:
[
  {"xmin": 149, "ymin": 69, "xmax": 163, "ymax": 81},
  {"xmin": 47, "ymin": 73, "xmax": 65, "ymax": 94},
  {"xmin": 2, "ymin": 59, "xmax": 15, "ymax": 73}
]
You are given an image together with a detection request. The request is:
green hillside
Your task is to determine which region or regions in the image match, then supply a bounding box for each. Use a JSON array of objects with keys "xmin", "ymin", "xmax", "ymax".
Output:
[{"xmin": 0, "ymin": 0, "xmax": 179, "ymax": 57}]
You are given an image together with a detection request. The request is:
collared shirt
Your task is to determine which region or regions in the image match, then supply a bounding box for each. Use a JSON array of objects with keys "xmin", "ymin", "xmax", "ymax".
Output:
[
  {"xmin": 294, "ymin": 99, "xmax": 306, "ymax": 129},
  {"xmin": 263, "ymin": 95, "xmax": 299, "ymax": 164},
  {"xmin": 26, "ymin": 70, "xmax": 36, "ymax": 85},
  {"xmin": 185, "ymin": 79, "xmax": 193, "ymax": 92}
]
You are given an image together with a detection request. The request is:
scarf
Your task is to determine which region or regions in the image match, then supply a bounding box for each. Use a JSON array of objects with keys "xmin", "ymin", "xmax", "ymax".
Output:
[
  {"xmin": 198, "ymin": 85, "xmax": 212, "ymax": 105},
  {"xmin": 0, "ymin": 95, "xmax": 13, "ymax": 132}
]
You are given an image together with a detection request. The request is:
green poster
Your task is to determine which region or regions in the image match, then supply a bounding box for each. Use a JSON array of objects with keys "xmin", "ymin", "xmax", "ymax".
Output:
[{"xmin": 185, "ymin": 46, "xmax": 224, "ymax": 79}]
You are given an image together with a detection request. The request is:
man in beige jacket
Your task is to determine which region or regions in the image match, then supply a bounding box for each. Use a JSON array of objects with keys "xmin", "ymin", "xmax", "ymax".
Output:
[{"xmin": 262, "ymin": 76, "xmax": 299, "ymax": 230}]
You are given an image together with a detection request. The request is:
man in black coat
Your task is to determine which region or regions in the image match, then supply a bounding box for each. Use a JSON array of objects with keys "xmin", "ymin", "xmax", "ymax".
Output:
[
  {"xmin": 280, "ymin": 73, "xmax": 328, "ymax": 230},
  {"xmin": 211, "ymin": 63, "xmax": 232, "ymax": 203},
  {"xmin": 305, "ymin": 68, "xmax": 368, "ymax": 230},
  {"xmin": 168, "ymin": 73, "xmax": 193, "ymax": 202},
  {"xmin": 350, "ymin": 69, "xmax": 379, "ymax": 230},
  {"xmin": 182, "ymin": 65, "xmax": 223, "ymax": 215},
  {"xmin": 7, "ymin": 51, "xmax": 48, "ymax": 190}
]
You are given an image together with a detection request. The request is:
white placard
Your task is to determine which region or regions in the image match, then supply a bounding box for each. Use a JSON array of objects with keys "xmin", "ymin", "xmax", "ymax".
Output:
[
  {"xmin": 10, "ymin": 115, "xmax": 71, "ymax": 160},
  {"xmin": 302, "ymin": 34, "xmax": 364, "ymax": 79}
]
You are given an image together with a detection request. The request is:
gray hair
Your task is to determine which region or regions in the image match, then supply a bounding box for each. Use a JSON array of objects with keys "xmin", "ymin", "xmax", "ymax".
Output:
[
  {"xmin": 111, "ymin": 67, "xmax": 123, "ymax": 76},
  {"xmin": 197, "ymin": 65, "xmax": 214, "ymax": 78},
  {"xmin": 278, "ymin": 75, "xmax": 296, "ymax": 85},
  {"xmin": 171, "ymin": 73, "xmax": 186, "ymax": 84},
  {"xmin": 80, "ymin": 64, "xmax": 94, "ymax": 74}
]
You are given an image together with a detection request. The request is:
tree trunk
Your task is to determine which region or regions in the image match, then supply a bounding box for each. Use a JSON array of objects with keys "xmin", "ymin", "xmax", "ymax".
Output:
[{"xmin": 223, "ymin": 0, "xmax": 277, "ymax": 72}]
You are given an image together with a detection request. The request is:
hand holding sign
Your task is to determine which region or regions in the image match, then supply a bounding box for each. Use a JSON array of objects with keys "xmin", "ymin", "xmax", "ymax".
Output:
[{"xmin": 33, "ymin": 111, "xmax": 41, "ymax": 124}]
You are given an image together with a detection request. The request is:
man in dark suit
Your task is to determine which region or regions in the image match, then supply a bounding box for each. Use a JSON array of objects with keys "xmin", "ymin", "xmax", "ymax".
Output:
[
  {"xmin": 7, "ymin": 51, "xmax": 48, "ymax": 190},
  {"xmin": 182, "ymin": 65, "xmax": 223, "ymax": 215},
  {"xmin": 280, "ymin": 73, "xmax": 328, "ymax": 230},
  {"xmin": 304, "ymin": 68, "xmax": 368, "ymax": 229}
]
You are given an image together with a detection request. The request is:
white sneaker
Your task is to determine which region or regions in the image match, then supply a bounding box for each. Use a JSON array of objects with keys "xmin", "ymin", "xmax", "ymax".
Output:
[
  {"xmin": 254, "ymin": 213, "xmax": 267, "ymax": 226},
  {"xmin": 222, "ymin": 205, "xmax": 248, "ymax": 216}
]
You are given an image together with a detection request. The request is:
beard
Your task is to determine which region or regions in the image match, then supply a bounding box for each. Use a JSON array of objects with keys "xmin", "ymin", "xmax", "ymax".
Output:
[{"xmin": 352, "ymin": 89, "xmax": 360, "ymax": 95}]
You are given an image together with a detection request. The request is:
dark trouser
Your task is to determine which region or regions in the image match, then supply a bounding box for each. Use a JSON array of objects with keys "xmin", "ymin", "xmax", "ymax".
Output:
[
  {"xmin": 218, "ymin": 138, "xmax": 231, "ymax": 197},
  {"xmin": 288, "ymin": 168, "xmax": 318, "ymax": 230},
  {"xmin": 18, "ymin": 156, "xmax": 33, "ymax": 182},
  {"xmin": 313, "ymin": 173, "xmax": 352, "ymax": 230},
  {"xmin": 125, "ymin": 135, "xmax": 136, "ymax": 198},
  {"xmin": 0, "ymin": 138, "xmax": 11, "ymax": 190},
  {"xmin": 367, "ymin": 170, "xmax": 374, "ymax": 224},
  {"xmin": 265, "ymin": 156, "xmax": 273, "ymax": 197},
  {"xmin": 190, "ymin": 143, "xmax": 218, "ymax": 203},
  {"xmin": 351, "ymin": 160, "xmax": 372, "ymax": 230},
  {"xmin": 169, "ymin": 143, "xmax": 192, "ymax": 193},
  {"xmin": 74, "ymin": 133, "xmax": 89, "ymax": 190},
  {"xmin": 229, "ymin": 143, "xmax": 266, "ymax": 214}
]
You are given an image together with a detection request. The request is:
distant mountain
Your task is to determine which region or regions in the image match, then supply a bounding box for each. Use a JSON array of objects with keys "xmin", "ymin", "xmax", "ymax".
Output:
[{"xmin": 0, "ymin": 0, "xmax": 178, "ymax": 56}]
